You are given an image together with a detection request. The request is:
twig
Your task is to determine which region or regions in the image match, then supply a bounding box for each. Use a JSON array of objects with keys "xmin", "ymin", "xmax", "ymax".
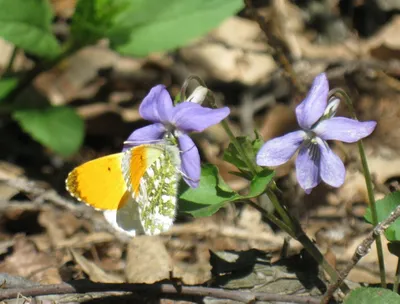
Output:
[
  {"xmin": 0, "ymin": 279, "xmax": 321, "ymax": 304},
  {"xmin": 3, "ymin": 178, "xmax": 89, "ymax": 215},
  {"xmin": 321, "ymin": 204, "xmax": 400, "ymax": 304}
]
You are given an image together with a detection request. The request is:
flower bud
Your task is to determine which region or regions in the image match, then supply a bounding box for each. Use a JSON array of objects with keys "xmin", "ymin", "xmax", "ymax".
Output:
[
  {"xmin": 323, "ymin": 97, "xmax": 340, "ymax": 118},
  {"xmin": 187, "ymin": 86, "xmax": 208, "ymax": 105}
]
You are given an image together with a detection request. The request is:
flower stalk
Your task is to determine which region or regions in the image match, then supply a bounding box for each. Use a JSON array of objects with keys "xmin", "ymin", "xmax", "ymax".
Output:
[
  {"xmin": 4, "ymin": 46, "xmax": 18, "ymax": 75},
  {"xmin": 329, "ymin": 88, "xmax": 386, "ymax": 288},
  {"xmin": 214, "ymin": 96, "xmax": 350, "ymax": 294},
  {"xmin": 394, "ymin": 258, "xmax": 400, "ymax": 293},
  {"xmin": 208, "ymin": 98, "xmax": 260, "ymax": 176}
]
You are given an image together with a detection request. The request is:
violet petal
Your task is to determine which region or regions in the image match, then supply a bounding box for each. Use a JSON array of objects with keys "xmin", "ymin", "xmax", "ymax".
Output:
[
  {"xmin": 295, "ymin": 73, "xmax": 329, "ymax": 130},
  {"xmin": 171, "ymin": 102, "xmax": 230, "ymax": 132},
  {"xmin": 295, "ymin": 142, "xmax": 321, "ymax": 193},
  {"xmin": 123, "ymin": 123, "xmax": 165, "ymax": 151},
  {"xmin": 178, "ymin": 134, "xmax": 200, "ymax": 188},
  {"xmin": 139, "ymin": 85, "xmax": 174, "ymax": 123},
  {"xmin": 317, "ymin": 138, "xmax": 345, "ymax": 187},
  {"xmin": 256, "ymin": 130, "xmax": 306, "ymax": 166},
  {"xmin": 313, "ymin": 117, "xmax": 377, "ymax": 143}
]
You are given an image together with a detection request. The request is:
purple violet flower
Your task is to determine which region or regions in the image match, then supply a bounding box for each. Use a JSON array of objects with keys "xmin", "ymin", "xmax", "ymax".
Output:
[
  {"xmin": 256, "ymin": 73, "xmax": 377, "ymax": 193},
  {"xmin": 124, "ymin": 85, "xmax": 230, "ymax": 188}
]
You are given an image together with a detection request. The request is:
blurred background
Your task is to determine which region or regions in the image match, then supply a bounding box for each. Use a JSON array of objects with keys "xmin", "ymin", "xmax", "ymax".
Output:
[{"xmin": 0, "ymin": 0, "xmax": 400, "ymax": 296}]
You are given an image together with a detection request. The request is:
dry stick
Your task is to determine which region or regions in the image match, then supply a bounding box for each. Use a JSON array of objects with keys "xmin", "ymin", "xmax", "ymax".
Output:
[
  {"xmin": 321, "ymin": 204, "xmax": 400, "ymax": 304},
  {"xmin": 0, "ymin": 280, "xmax": 321, "ymax": 304},
  {"xmin": 3, "ymin": 178, "xmax": 89, "ymax": 215}
]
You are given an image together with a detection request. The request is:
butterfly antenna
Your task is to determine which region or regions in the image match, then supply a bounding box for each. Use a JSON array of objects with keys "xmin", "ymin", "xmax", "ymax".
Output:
[
  {"xmin": 124, "ymin": 139, "xmax": 163, "ymax": 146},
  {"xmin": 178, "ymin": 169, "xmax": 200, "ymax": 183},
  {"xmin": 179, "ymin": 144, "xmax": 196, "ymax": 154}
]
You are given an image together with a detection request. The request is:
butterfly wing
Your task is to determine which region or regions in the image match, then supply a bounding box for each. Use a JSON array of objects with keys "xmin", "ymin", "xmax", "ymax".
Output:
[
  {"xmin": 66, "ymin": 152, "xmax": 128, "ymax": 210},
  {"xmin": 123, "ymin": 144, "xmax": 181, "ymax": 235},
  {"xmin": 103, "ymin": 191, "xmax": 145, "ymax": 236}
]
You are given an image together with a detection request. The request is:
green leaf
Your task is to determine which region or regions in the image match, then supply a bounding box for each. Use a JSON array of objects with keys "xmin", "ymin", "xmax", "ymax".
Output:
[
  {"xmin": 365, "ymin": 191, "xmax": 400, "ymax": 241},
  {"xmin": 0, "ymin": 0, "xmax": 60, "ymax": 58},
  {"xmin": 246, "ymin": 169, "xmax": 274, "ymax": 198},
  {"xmin": 108, "ymin": 0, "xmax": 243, "ymax": 56},
  {"xmin": 179, "ymin": 164, "xmax": 238, "ymax": 217},
  {"xmin": 344, "ymin": 287, "xmax": 400, "ymax": 304},
  {"xmin": 71, "ymin": 0, "xmax": 126, "ymax": 47},
  {"xmin": 223, "ymin": 135, "xmax": 263, "ymax": 177},
  {"xmin": 178, "ymin": 165, "xmax": 274, "ymax": 218},
  {"xmin": 13, "ymin": 106, "xmax": 84, "ymax": 157},
  {"xmin": 388, "ymin": 241, "xmax": 400, "ymax": 258},
  {"xmin": 0, "ymin": 77, "xmax": 18, "ymax": 101}
]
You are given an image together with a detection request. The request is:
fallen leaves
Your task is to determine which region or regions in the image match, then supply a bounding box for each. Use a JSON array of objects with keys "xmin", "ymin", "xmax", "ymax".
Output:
[{"xmin": 0, "ymin": 236, "xmax": 62, "ymax": 284}]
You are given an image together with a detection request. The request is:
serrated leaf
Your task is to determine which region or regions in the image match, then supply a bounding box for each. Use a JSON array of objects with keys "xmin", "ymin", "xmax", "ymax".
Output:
[
  {"xmin": 0, "ymin": 77, "xmax": 18, "ymax": 101},
  {"xmin": 223, "ymin": 135, "xmax": 263, "ymax": 175},
  {"xmin": 108, "ymin": 0, "xmax": 243, "ymax": 56},
  {"xmin": 0, "ymin": 0, "xmax": 60, "ymax": 58},
  {"xmin": 344, "ymin": 287, "xmax": 400, "ymax": 304},
  {"xmin": 13, "ymin": 106, "xmax": 84, "ymax": 157},
  {"xmin": 365, "ymin": 191, "xmax": 400, "ymax": 241}
]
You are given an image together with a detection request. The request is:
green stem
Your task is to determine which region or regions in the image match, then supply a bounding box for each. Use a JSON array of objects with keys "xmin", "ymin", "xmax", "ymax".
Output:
[
  {"xmin": 266, "ymin": 188, "xmax": 295, "ymax": 231},
  {"xmin": 208, "ymin": 94, "xmax": 259, "ymax": 176},
  {"xmin": 394, "ymin": 257, "xmax": 400, "ymax": 293},
  {"xmin": 247, "ymin": 200, "xmax": 295, "ymax": 238},
  {"xmin": 217, "ymin": 112, "xmax": 291, "ymax": 225},
  {"xmin": 250, "ymin": 194, "xmax": 350, "ymax": 294},
  {"xmin": 220, "ymin": 118, "xmax": 260, "ymax": 176},
  {"xmin": 330, "ymin": 88, "xmax": 386, "ymax": 288},
  {"xmin": 4, "ymin": 46, "xmax": 18, "ymax": 75},
  {"xmin": 291, "ymin": 219, "xmax": 350, "ymax": 293}
]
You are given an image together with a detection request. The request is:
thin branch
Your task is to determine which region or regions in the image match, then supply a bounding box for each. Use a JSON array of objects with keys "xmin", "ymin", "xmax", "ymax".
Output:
[
  {"xmin": 321, "ymin": 204, "xmax": 400, "ymax": 304},
  {"xmin": 0, "ymin": 280, "xmax": 321, "ymax": 304},
  {"xmin": 2, "ymin": 177, "xmax": 90, "ymax": 215}
]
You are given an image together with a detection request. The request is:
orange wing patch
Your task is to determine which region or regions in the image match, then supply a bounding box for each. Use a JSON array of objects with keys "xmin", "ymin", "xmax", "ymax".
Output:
[
  {"xmin": 123, "ymin": 145, "xmax": 150, "ymax": 196},
  {"xmin": 66, "ymin": 152, "xmax": 128, "ymax": 210}
]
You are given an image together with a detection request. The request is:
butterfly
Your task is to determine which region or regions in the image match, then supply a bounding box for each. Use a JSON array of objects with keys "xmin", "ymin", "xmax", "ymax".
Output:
[{"xmin": 66, "ymin": 143, "xmax": 181, "ymax": 236}]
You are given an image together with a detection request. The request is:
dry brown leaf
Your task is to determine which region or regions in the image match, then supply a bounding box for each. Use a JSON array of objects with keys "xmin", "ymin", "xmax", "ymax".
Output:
[
  {"xmin": 172, "ymin": 261, "xmax": 211, "ymax": 285},
  {"xmin": 0, "ymin": 39, "xmax": 29, "ymax": 71},
  {"xmin": 56, "ymin": 232, "xmax": 115, "ymax": 249},
  {"xmin": 367, "ymin": 16, "xmax": 400, "ymax": 60},
  {"xmin": 35, "ymin": 44, "xmax": 142, "ymax": 105},
  {"xmin": 0, "ymin": 236, "xmax": 61, "ymax": 284},
  {"xmin": 125, "ymin": 236, "xmax": 172, "ymax": 284},
  {"xmin": 180, "ymin": 17, "xmax": 276, "ymax": 85},
  {"xmin": 70, "ymin": 249, "xmax": 124, "ymax": 283},
  {"xmin": 38, "ymin": 210, "xmax": 67, "ymax": 248},
  {"xmin": 171, "ymin": 241, "xmax": 212, "ymax": 285},
  {"xmin": 0, "ymin": 161, "xmax": 24, "ymax": 181}
]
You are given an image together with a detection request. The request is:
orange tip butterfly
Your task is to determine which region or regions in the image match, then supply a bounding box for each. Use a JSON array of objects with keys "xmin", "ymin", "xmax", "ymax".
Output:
[{"xmin": 66, "ymin": 144, "xmax": 181, "ymax": 236}]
